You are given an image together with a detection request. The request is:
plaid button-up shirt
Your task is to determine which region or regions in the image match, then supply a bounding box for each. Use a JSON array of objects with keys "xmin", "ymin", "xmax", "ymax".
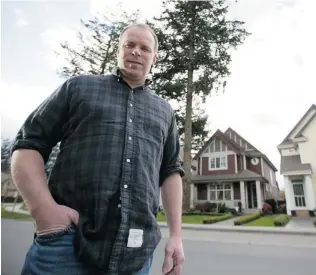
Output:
[{"xmin": 11, "ymin": 68, "xmax": 185, "ymax": 274}]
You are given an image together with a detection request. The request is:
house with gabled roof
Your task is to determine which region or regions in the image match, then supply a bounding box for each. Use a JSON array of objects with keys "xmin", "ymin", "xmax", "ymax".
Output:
[
  {"xmin": 190, "ymin": 127, "xmax": 279, "ymax": 212},
  {"xmin": 277, "ymin": 104, "xmax": 316, "ymax": 217}
]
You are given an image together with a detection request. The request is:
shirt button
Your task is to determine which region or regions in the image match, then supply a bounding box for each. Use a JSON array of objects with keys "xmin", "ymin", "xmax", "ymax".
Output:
[
  {"xmin": 124, "ymin": 184, "xmax": 128, "ymax": 188},
  {"xmin": 130, "ymin": 103, "xmax": 133, "ymax": 107},
  {"xmin": 126, "ymin": 159, "xmax": 130, "ymax": 163},
  {"xmin": 129, "ymin": 118, "xmax": 132, "ymax": 122},
  {"xmin": 118, "ymin": 204, "xmax": 121, "ymax": 208},
  {"xmin": 128, "ymin": 136, "xmax": 132, "ymax": 140}
]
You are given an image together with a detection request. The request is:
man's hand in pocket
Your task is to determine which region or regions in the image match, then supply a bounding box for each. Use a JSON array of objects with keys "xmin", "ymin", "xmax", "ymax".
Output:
[{"xmin": 31, "ymin": 202, "xmax": 79, "ymax": 235}]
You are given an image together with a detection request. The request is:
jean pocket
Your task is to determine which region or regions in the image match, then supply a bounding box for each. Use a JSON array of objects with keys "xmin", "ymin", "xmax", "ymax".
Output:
[{"xmin": 35, "ymin": 224, "xmax": 76, "ymax": 242}]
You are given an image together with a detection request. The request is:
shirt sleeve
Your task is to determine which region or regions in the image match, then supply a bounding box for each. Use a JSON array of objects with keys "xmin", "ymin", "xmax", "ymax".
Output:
[
  {"xmin": 159, "ymin": 111, "xmax": 185, "ymax": 186},
  {"xmin": 10, "ymin": 78, "xmax": 74, "ymax": 164}
]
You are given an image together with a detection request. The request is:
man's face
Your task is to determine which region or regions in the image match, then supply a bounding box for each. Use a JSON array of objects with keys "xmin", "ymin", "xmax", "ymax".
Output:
[{"xmin": 117, "ymin": 27, "xmax": 157, "ymax": 81}]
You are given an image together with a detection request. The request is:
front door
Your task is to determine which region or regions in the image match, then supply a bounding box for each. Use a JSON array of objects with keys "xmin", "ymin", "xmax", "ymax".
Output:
[
  {"xmin": 247, "ymin": 182, "xmax": 258, "ymax": 209},
  {"xmin": 292, "ymin": 180, "xmax": 306, "ymax": 207}
]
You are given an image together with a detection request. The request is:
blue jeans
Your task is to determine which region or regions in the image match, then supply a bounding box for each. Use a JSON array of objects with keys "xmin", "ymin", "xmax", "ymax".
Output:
[{"xmin": 21, "ymin": 225, "xmax": 153, "ymax": 275}]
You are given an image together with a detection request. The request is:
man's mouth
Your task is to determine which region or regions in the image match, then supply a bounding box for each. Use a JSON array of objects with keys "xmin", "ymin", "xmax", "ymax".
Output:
[{"xmin": 128, "ymin": 60, "xmax": 142, "ymax": 65}]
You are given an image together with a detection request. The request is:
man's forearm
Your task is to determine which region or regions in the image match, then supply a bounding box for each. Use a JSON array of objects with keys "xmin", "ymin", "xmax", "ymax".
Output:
[
  {"xmin": 160, "ymin": 172, "xmax": 183, "ymax": 237},
  {"xmin": 11, "ymin": 149, "xmax": 55, "ymax": 213}
]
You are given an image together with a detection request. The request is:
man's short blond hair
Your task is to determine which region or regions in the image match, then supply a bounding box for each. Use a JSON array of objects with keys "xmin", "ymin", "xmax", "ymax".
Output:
[{"xmin": 119, "ymin": 23, "xmax": 159, "ymax": 51}]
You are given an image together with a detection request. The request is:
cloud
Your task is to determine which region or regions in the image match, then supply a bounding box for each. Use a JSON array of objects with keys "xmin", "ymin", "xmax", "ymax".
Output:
[
  {"xmin": 16, "ymin": 18, "xmax": 29, "ymax": 27},
  {"xmin": 13, "ymin": 8, "xmax": 24, "ymax": 15},
  {"xmin": 40, "ymin": 26, "xmax": 79, "ymax": 70},
  {"xmin": 0, "ymin": 81, "xmax": 59, "ymax": 138},
  {"xmin": 13, "ymin": 7, "xmax": 29, "ymax": 27},
  {"xmin": 89, "ymin": 0, "xmax": 163, "ymax": 21}
]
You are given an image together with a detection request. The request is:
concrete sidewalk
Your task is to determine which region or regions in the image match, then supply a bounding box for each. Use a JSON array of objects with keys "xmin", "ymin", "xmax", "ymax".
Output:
[{"xmin": 158, "ymin": 222, "xmax": 316, "ymax": 236}]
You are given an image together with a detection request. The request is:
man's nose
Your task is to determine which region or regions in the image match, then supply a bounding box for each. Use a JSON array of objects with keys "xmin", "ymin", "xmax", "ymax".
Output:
[{"xmin": 132, "ymin": 49, "xmax": 141, "ymax": 56}]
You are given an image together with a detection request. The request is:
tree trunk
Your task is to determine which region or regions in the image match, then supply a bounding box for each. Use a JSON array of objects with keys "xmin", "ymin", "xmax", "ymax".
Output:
[
  {"xmin": 182, "ymin": 7, "xmax": 195, "ymax": 211},
  {"xmin": 182, "ymin": 68, "xmax": 193, "ymax": 211}
]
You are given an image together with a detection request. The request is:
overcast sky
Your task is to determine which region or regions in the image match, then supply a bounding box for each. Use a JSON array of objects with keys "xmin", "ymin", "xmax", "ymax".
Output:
[{"xmin": 1, "ymin": 0, "xmax": 315, "ymax": 189}]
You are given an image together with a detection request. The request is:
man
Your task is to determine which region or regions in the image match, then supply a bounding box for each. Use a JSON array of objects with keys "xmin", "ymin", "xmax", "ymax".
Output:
[{"xmin": 10, "ymin": 23, "xmax": 185, "ymax": 275}]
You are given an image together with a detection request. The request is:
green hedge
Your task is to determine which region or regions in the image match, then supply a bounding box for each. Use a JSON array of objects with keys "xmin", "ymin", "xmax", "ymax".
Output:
[
  {"xmin": 274, "ymin": 214, "xmax": 291, "ymax": 227},
  {"xmin": 160, "ymin": 210, "xmax": 226, "ymax": 217},
  {"xmin": 234, "ymin": 213, "xmax": 262, "ymax": 225},
  {"xmin": 183, "ymin": 212, "xmax": 225, "ymax": 216},
  {"xmin": 203, "ymin": 213, "xmax": 233, "ymax": 224}
]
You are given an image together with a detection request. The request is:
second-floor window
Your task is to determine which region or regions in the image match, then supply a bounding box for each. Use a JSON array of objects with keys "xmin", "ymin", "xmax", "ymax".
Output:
[{"xmin": 209, "ymin": 156, "xmax": 227, "ymax": 170}]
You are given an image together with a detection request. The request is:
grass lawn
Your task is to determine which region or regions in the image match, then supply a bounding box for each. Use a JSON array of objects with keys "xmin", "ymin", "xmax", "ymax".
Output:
[
  {"xmin": 244, "ymin": 216, "xmax": 276, "ymax": 227},
  {"xmin": 1, "ymin": 207, "xmax": 32, "ymax": 220},
  {"xmin": 156, "ymin": 212, "xmax": 231, "ymax": 224}
]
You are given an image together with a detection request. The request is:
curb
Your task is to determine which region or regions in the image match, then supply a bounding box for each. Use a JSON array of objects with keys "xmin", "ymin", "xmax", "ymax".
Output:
[{"xmin": 157, "ymin": 222, "xmax": 316, "ymax": 236}]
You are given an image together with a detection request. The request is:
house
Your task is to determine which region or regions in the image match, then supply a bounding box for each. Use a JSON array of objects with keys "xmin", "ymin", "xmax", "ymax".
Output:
[
  {"xmin": 190, "ymin": 128, "xmax": 279, "ymax": 212},
  {"xmin": 277, "ymin": 104, "xmax": 316, "ymax": 217},
  {"xmin": 1, "ymin": 172, "xmax": 18, "ymax": 199}
]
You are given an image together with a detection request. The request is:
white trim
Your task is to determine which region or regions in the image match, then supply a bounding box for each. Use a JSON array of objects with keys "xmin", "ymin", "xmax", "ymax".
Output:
[
  {"xmin": 282, "ymin": 170, "xmax": 312, "ymax": 176},
  {"xmin": 277, "ymin": 143, "xmax": 296, "ymax": 150},
  {"xmin": 293, "ymin": 136, "xmax": 308, "ymax": 142},
  {"xmin": 261, "ymin": 157, "xmax": 264, "ymax": 177},
  {"xmin": 243, "ymin": 155, "xmax": 247, "ymax": 170},
  {"xmin": 199, "ymin": 157, "xmax": 202, "ymax": 175},
  {"xmin": 235, "ymin": 154, "xmax": 237, "ymax": 173}
]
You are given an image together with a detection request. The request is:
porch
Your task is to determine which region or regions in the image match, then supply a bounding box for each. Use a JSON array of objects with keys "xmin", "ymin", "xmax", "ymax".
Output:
[
  {"xmin": 283, "ymin": 174, "xmax": 316, "ymax": 216},
  {"xmin": 191, "ymin": 170, "xmax": 268, "ymax": 212}
]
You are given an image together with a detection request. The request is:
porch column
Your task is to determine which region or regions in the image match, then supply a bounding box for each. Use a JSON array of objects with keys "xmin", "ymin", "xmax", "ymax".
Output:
[
  {"xmin": 190, "ymin": 183, "xmax": 194, "ymax": 209},
  {"xmin": 256, "ymin": 180, "xmax": 263, "ymax": 209},
  {"xmin": 284, "ymin": 176, "xmax": 293, "ymax": 215},
  {"xmin": 240, "ymin": 181, "xmax": 246, "ymax": 209},
  {"xmin": 305, "ymin": 175, "xmax": 315, "ymax": 210}
]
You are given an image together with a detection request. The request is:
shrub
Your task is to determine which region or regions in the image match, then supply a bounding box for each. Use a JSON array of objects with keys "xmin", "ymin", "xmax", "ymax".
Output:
[
  {"xmin": 265, "ymin": 199, "xmax": 277, "ymax": 214},
  {"xmin": 218, "ymin": 203, "xmax": 229, "ymax": 213},
  {"xmin": 276, "ymin": 204, "xmax": 287, "ymax": 214},
  {"xmin": 203, "ymin": 213, "xmax": 233, "ymax": 224},
  {"xmin": 262, "ymin": 202, "xmax": 273, "ymax": 215},
  {"xmin": 274, "ymin": 214, "xmax": 290, "ymax": 227},
  {"xmin": 203, "ymin": 202, "xmax": 216, "ymax": 212},
  {"xmin": 194, "ymin": 203, "xmax": 205, "ymax": 212},
  {"xmin": 234, "ymin": 213, "xmax": 262, "ymax": 225},
  {"xmin": 313, "ymin": 219, "xmax": 316, "ymax": 227}
]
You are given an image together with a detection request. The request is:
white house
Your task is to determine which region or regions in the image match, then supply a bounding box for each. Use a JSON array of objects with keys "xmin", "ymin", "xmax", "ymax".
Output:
[{"xmin": 277, "ymin": 104, "xmax": 316, "ymax": 217}]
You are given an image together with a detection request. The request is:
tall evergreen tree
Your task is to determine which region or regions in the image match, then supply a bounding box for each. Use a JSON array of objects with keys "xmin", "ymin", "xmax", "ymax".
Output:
[
  {"xmin": 148, "ymin": 0, "xmax": 250, "ymax": 210},
  {"xmin": 57, "ymin": 9, "xmax": 141, "ymax": 78}
]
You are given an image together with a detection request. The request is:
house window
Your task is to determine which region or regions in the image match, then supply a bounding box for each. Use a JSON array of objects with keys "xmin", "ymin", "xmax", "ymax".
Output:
[
  {"xmin": 209, "ymin": 139, "xmax": 228, "ymax": 153},
  {"xmin": 209, "ymin": 156, "xmax": 227, "ymax": 170},
  {"xmin": 292, "ymin": 180, "xmax": 306, "ymax": 207},
  {"xmin": 209, "ymin": 183, "xmax": 232, "ymax": 201}
]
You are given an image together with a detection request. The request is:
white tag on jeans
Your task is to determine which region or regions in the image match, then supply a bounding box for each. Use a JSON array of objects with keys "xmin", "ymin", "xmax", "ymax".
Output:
[{"xmin": 127, "ymin": 229, "xmax": 143, "ymax": 248}]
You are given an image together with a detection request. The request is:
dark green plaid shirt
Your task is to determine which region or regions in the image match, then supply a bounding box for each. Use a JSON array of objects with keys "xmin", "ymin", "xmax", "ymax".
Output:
[{"xmin": 11, "ymin": 68, "xmax": 185, "ymax": 274}]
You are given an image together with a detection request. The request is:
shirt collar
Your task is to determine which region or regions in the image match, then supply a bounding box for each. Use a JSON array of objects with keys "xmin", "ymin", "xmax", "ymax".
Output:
[{"xmin": 111, "ymin": 67, "xmax": 152, "ymax": 89}]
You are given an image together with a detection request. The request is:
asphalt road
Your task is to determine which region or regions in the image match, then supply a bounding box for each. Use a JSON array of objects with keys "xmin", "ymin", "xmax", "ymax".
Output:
[{"xmin": 2, "ymin": 219, "xmax": 316, "ymax": 275}]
